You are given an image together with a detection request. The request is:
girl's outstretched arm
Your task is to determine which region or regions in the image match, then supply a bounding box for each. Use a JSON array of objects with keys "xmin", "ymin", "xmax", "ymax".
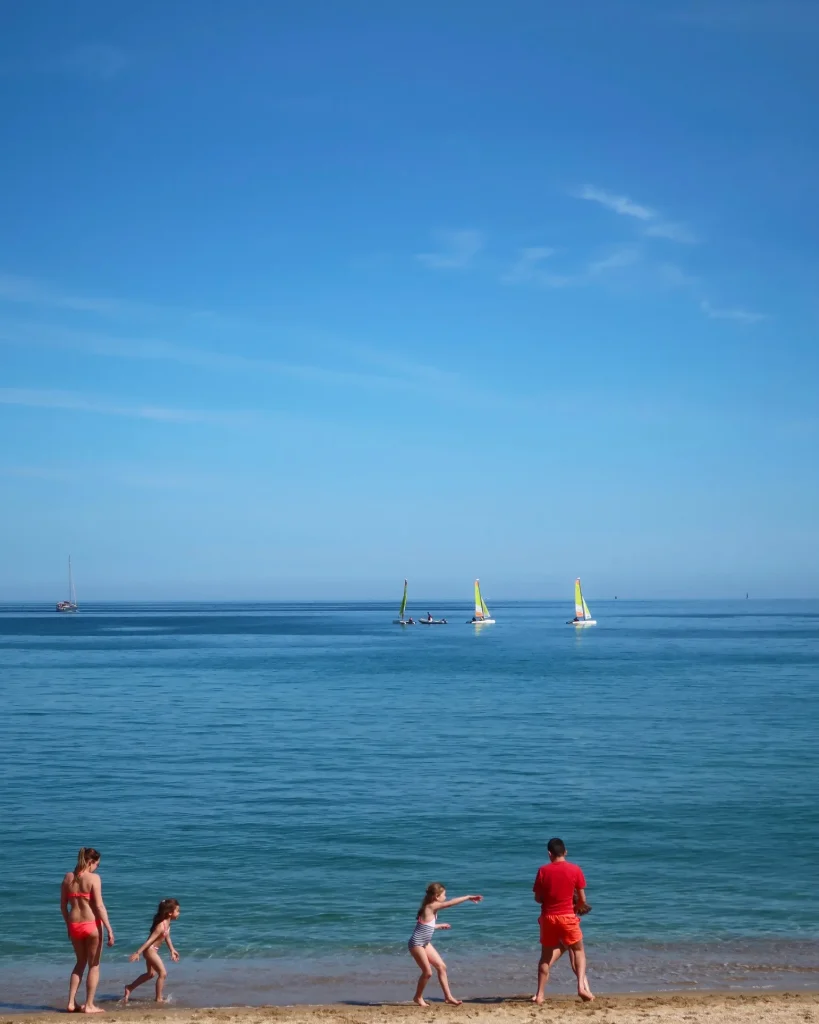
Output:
[
  {"xmin": 167, "ymin": 933, "xmax": 180, "ymax": 962},
  {"xmin": 433, "ymin": 894, "xmax": 483, "ymax": 911},
  {"xmin": 129, "ymin": 924, "xmax": 164, "ymax": 962}
]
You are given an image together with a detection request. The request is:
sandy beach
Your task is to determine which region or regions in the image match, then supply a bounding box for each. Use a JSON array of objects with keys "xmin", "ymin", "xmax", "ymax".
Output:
[{"xmin": 7, "ymin": 994, "xmax": 819, "ymax": 1024}]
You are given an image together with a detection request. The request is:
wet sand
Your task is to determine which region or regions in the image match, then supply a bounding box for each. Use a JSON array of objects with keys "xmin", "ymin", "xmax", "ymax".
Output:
[{"xmin": 6, "ymin": 993, "xmax": 818, "ymax": 1024}]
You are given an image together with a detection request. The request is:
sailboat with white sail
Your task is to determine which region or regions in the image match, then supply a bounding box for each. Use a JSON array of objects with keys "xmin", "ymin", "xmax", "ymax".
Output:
[
  {"xmin": 568, "ymin": 577, "xmax": 595, "ymax": 626},
  {"xmin": 468, "ymin": 579, "xmax": 495, "ymax": 624},
  {"xmin": 56, "ymin": 556, "xmax": 79, "ymax": 614},
  {"xmin": 393, "ymin": 579, "xmax": 415, "ymax": 625}
]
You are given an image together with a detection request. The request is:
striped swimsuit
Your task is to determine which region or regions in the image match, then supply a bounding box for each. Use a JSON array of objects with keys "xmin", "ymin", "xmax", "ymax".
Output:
[{"xmin": 408, "ymin": 913, "xmax": 436, "ymax": 949}]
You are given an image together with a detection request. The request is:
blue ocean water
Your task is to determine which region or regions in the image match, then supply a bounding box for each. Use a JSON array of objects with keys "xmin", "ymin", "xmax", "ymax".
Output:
[{"xmin": 1, "ymin": 600, "xmax": 818, "ymax": 1007}]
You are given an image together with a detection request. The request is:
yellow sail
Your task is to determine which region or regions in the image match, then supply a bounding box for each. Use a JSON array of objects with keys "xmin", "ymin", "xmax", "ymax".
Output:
[
  {"xmin": 574, "ymin": 578, "xmax": 584, "ymax": 619},
  {"xmin": 474, "ymin": 579, "xmax": 484, "ymax": 618}
]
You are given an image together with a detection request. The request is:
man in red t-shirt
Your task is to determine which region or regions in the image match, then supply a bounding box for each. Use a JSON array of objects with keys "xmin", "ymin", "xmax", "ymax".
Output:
[{"xmin": 531, "ymin": 837, "xmax": 594, "ymax": 1003}]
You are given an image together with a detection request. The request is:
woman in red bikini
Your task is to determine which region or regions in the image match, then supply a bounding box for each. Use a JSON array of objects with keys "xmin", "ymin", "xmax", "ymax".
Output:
[{"xmin": 60, "ymin": 847, "xmax": 115, "ymax": 1013}]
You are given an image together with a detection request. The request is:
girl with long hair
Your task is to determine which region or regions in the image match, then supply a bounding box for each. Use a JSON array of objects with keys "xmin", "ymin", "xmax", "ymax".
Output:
[
  {"xmin": 59, "ymin": 847, "xmax": 115, "ymax": 1013},
  {"xmin": 407, "ymin": 883, "xmax": 482, "ymax": 1006},
  {"xmin": 124, "ymin": 899, "xmax": 181, "ymax": 1003}
]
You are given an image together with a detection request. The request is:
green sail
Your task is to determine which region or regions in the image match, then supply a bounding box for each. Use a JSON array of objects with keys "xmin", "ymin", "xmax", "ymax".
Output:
[
  {"xmin": 399, "ymin": 579, "xmax": 408, "ymax": 619},
  {"xmin": 475, "ymin": 579, "xmax": 490, "ymax": 619}
]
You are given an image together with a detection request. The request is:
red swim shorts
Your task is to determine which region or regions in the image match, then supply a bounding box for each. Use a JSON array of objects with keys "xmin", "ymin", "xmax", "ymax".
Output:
[{"xmin": 539, "ymin": 913, "xmax": 583, "ymax": 948}]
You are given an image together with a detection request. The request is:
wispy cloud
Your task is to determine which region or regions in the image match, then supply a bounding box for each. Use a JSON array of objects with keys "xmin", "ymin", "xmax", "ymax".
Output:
[
  {"xmin": 700, "ymin": 301, "xmax": 767, "ymax": 324},
  {"xmin": 574, "ymin": 185, "xmax": 697, "ymax": 245},
  {"xmin": 503, "ymin": 245, "xmax": 641, "ymax": 289},
  {"xmin": 501, "ymin": 247, "xmax": 568, "ymax": 287},
  {"xmin": 574, "ymin": 185, "xmax": 656, "ymax": 221},
  {"xmin": 657, "ymin": 263, "xmax": 698, "ymax": 290},
  {"xmin": 0, "ymin": 388, "xmax": 256, "ymax": 426},
  {"xmin": 645, "ymin": 221, "xmax": 699, "ymax": 244},
  {"xmin": 417, "ymin": 230, "xmax": 484, "ymax": 270},
  {"xmin": 0, "ymin": 272, "xmax": 492, "ymax": 404},
  {"xmin": 587, "ymin": 247, "xmax": 641, "ymax": 275},
  {"xmin": 0, "ymin": 272, "xmax": 154, "ymax": 317},
  {"xmin": 0, "ymin": 320, "xmax": 478, "ymax": 403}
]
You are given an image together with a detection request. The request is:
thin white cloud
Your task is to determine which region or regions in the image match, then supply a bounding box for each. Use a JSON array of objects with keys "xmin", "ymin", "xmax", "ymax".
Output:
[
  {"xmin": 417, "ymin": 230, "xmax": 484, "ymax": 270},
  {"xmin": 501, "ymin": 247, "xmax": 560, "ymax": 285},
  {"xmin": 0, "ymin": 272, "xmax": 150, "ymax": 317},
  {"xmin": 0, "ymin": 273, "xmax": 487, "ymax": 403},
  {"xmin": 575, "ymin": 185, "xmax": 656, "ymax": 221},
  {"xmin": 0, "ymin": 321, "xmax": 475, "ymax": 403},
  {"xmin": 0, "ymin": 388, "xmax": 256, "ymax": 426},
  {"xmin": 503, "ymin": 245, "xmax": 641, "ymax": 289},
  {"xmin": 657, "ymin": 263, "xmax": 698, "ymax": 289},
  {"xmin": 645, "ymin": 221, "xmax": 698, "ymax": 245},
  {"xmin": 574, "ymin": 186, "xmax": 698, "ymax": 245},
  {"xmin": 700, "ymin": 301, "xmax": 767, "ymax": 324},
  {"xmin": 588, "ymin": 247, "xmax": 641, "ymax": 275}
]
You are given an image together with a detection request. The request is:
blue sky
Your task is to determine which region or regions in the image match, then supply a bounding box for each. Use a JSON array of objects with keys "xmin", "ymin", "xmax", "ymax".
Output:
[{"xmin": 1, "ymin": 0, "xmax": 817, "ymax": 600}]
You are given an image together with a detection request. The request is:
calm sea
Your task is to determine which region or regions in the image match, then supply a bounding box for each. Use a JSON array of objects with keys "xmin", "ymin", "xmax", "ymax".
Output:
[{"xmin": 1, "ymin": 600, "xmax": 818, "ymax": 1010}]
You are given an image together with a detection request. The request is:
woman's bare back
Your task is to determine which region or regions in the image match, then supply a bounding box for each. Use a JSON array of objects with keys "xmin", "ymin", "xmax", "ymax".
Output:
[{"xmin": 63, "ymin": 872, "xmax": 98, "ymax": 924}]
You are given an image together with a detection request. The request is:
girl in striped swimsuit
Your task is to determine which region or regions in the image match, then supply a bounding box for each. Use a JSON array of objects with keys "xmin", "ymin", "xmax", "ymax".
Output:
[{"xmin": 407, "ymin": 883, "xmax": 483, "ymax": 1006}]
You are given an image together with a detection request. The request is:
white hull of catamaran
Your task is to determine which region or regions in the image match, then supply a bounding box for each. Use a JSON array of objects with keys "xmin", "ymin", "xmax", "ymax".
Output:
[
  {"xmin": 468, "ymin": 618, "xmax": 495, "ymax": 624},
  {"xmin": 568, "ymin": 619, "xmax": 596, "ymax": 626},
  {"xmin": 393, "ymin": 619, "xmax": 415, "ymax": 625}
]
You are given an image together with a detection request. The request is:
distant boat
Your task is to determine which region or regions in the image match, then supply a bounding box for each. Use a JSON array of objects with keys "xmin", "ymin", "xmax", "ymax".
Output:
[
  {"xmin": 568, "ymin": 578, "xmax": 595, "ymax": 627},
  {"xmin": 467, "ymin": 578, "xmax": 495, "ymax": 624},
  {"xmin": 56, "ymin": 556, "xmax": 79, "ymax": 614},
  {"xmin": 419, "ymin": 611, "xmax": 447, "ymax": 625},
  {"xmin": 393, "ymin": 579, "xmax": 415, "ymax": 625}
]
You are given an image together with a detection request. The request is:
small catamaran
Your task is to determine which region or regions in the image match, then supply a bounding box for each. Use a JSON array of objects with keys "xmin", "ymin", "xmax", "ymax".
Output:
[
  {"xmin": 56, "ymin": 556, "xmax": 79, "ymax": 614},
  {"xmin": 468, "ymin": 579, "xmax": 495, "ymax": 624},
  {"xmin": 393, "ymin": 579, "xmax": 415, "ymax": 625},
  {"xmin": 568, "ymin": 578, "xmax": 595, "ymax": 626}
]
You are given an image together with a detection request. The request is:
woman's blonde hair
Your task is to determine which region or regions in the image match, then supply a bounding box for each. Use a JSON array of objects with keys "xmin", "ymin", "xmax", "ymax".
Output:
[
  {"xmin": 417, "ymin": 882, "xmax": 445, "ymax": 918},
  {"xmin": 73, "ymin": 847, "xmax": 100, "ymax": 883}
]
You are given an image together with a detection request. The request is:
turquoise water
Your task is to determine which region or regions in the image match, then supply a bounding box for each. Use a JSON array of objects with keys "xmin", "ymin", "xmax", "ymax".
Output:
[{"xmin": 1, "ymin": 600, "xmax": 818, "ymax": 1007}]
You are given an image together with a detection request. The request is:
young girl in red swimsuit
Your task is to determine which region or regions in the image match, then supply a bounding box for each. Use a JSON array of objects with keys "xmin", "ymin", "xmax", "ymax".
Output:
[
  {"xmin": 124, "ymin": 899, "xmax": 181, "ymax": 1003},
  {"xmin": 60, "ymin": 847, "xmax": 115, "ymax": 1013}
]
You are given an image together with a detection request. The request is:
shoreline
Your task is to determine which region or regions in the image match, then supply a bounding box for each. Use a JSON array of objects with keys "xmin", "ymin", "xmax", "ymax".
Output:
[
  {"xmin": 4, "ymin": 992, "xmax": 819, "ymax": 1023},
  {"xmin": 4, "ymin": 944, "xmax": 818, "ymax": 1015}
]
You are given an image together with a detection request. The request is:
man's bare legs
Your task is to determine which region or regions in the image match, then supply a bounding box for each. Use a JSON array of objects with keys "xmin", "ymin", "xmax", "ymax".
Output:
[
  {"xmin": 532, "ymin": 942, "xmax": 594, "ymax": 1003},
  {"xmin": 568, "ymin": 942, "xmax": 594, "ymax": 1001},
  {"xmin": 532, "ymin": 944, "xmax": 561, "ymax": 1004}
]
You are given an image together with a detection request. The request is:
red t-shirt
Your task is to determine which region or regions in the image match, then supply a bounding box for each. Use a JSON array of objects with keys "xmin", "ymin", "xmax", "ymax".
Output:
[{"xmin": 533, "ymin": 861, "xmax": 586, "ymax": 916}]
